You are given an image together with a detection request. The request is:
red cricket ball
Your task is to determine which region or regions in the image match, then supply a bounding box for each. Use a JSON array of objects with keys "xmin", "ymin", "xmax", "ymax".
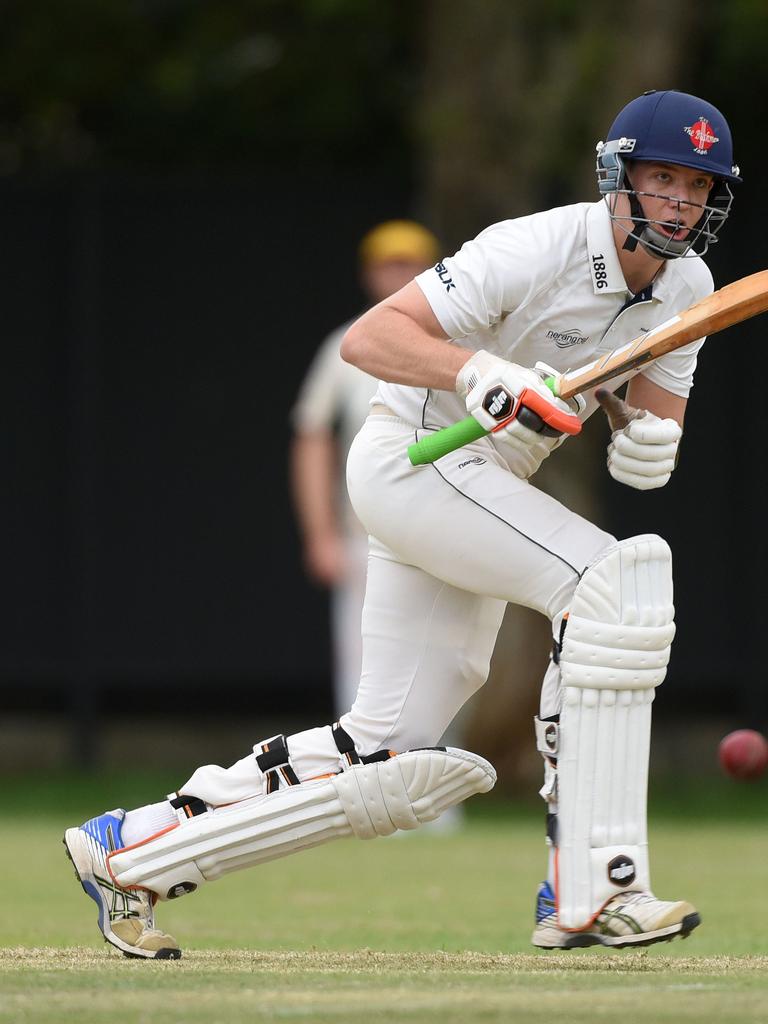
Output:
[{"xmin": 718, "ymin": 729, "xmax": 768, "ymax": 781}]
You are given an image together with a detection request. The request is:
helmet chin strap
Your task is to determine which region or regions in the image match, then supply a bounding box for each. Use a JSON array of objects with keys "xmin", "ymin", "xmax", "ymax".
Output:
[
  {"xmin": 621, "ymin": 179, "xmax": 691, "ymax": 261},
  {"xmin": 621, "ymin": 188, "xmax": 644, "ymax": 253}
]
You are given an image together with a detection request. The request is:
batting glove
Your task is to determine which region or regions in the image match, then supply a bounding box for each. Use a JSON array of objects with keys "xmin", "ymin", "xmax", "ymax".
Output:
[
  {"xmin": 456, "ymin": 351, "xmax": 583, "ymax": 479},
  {"xmin": 597, "ymin": 389, "xmax": 682, "ymax": 491}
]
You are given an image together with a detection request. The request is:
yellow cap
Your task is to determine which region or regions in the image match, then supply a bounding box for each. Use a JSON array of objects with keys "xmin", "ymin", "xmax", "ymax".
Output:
[{"xmin": 359, "ymin": 220, "xmax": 439, "ymax": 267}]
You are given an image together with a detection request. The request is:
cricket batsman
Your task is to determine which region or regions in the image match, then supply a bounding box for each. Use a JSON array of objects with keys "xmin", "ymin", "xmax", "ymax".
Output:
[{"xmin": 64, "ymin": 90, "xmax": 739, "ymax": 958}]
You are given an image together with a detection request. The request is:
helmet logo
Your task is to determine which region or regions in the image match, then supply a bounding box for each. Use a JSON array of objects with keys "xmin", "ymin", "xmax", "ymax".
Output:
[{"xmin": 684, "ymin": 117, "xmax": 719, "ymax": 156}]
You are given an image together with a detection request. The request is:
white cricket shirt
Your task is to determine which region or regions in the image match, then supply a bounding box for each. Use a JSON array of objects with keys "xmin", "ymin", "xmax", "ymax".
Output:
[
  {"xmin": 291, "ymin": 318, "xmax": 380, "ymax": 531},
  {"xmin": 375, "ymin": 200, "xmax": 713, "ymax": 430},
  {"xmin": 292, "ymin": 319, "xmax": 379, "ymax": 456}
]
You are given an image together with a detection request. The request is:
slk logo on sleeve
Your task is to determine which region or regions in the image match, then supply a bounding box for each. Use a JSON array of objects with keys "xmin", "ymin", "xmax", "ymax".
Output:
[
  {"xmin": 684, "ymin": 117, "xmax": 719, "ymax": 155},
  {"xmin": 434, "ymin": 261, "xmax": 456, "ymax": 292}
]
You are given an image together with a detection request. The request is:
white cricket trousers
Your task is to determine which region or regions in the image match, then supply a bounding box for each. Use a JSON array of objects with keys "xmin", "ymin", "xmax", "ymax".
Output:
[
  {"xmin": 180, "ymin": 414, "xmax": 615, "ymax": 802},
  {"xmin": 330, "ymin": 531, "xmax": 369, "ymax": 717}
]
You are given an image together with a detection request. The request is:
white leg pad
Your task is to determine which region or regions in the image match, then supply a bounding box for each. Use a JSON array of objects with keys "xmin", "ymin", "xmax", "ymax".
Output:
[
  {"xmin": 554, "ymin": 534, "xmax": 674, "ymax": 929},
  {"xmin": 107, "ymin": 747, "xmax": 495, "ymax": 900}
]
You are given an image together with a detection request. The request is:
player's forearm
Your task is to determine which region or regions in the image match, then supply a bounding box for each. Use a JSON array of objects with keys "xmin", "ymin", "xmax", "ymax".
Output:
[
  {"xmin": 289, "ymin": 433, "xmax": 339, "ymax": 542},
  {"xmin": 625, "ymin": 376, "xmax": 687, "ymax": 427},
  {"xmin": 341, "ymin": 298, "xmax": 471, "ymax": 391}
]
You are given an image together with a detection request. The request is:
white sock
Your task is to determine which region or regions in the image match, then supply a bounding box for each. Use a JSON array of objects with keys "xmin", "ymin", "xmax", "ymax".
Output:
[
  {"xmin": 286, "ymin": 725, "xmax": 343, "ymax": 780},
  {"xmin": 121, "ymin": 800, "xmax": 178, "ymax": 847}
]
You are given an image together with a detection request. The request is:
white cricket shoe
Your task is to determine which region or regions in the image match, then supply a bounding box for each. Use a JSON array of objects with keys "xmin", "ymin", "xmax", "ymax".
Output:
[
  {"xmin": 63, "ymin": 810, "xmax": 181, "ymax": 960},
  {"xmin": 531, "ymin": 881, "xmax": 701, "ymax": 949}
]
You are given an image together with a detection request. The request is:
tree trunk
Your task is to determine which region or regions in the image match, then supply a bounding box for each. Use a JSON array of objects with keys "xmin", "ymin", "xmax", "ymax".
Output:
[{"xmin": 416, "ymin": 0, "xmax": 692, "ymax": 792}]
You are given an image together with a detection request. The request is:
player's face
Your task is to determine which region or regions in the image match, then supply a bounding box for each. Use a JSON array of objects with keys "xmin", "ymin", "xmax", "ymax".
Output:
[
  {"xmin": 362, "ymin": 259, "xmax": 432, "ymax": 303},
  {"xmin": 618, "ymin": 161, "xmax": 716, "ymax": 241}
]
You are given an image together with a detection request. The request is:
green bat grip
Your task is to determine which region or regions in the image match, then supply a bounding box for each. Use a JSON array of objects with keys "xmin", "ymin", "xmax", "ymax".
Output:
[
  {"xmin": 407, "ymin": 416, "xmax": 487, "ymax": 466},
  {"xmin": 406, "ymin": 376, "xmax": 559, "ymax": 466}
]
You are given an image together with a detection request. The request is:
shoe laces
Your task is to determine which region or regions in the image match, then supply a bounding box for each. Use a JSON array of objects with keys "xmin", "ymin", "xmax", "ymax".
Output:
[
  {"xmin": 133, "ymin": 890, "xmax": 156, "ymax": 927},
  {"xmin": 140, "ymin": 925, "xmax": 173, "ymax": 940},
  {"xmin": 130, "ymin": 893, "xmax": 173, "ymax": 940},
  {"xmin": 612, "ymin": 890, "xmax": 654, "ymax": 908}
]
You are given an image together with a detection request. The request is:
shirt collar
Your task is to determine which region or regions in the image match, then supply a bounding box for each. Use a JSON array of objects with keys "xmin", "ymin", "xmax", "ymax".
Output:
[
  {"xmin": 586, "ymin": 200, "xmax": 673, "ymax": 304},
  {"xmin": 586, "ymin": 201, "xmax": 628, "ymax": 296},
  {"xmin": 648, "ymin": 261, "xmax": 673, "ymax": 303}
]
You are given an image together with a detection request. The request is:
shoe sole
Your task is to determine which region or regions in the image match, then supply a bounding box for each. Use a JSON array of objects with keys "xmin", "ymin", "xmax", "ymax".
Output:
[
  {"xmin": 63, "ymin": 829, "xmax": 181, "ymax": 960},
  {"xmin": 533, "ymin": 911, "xmax": 702, "ymax": 950}
]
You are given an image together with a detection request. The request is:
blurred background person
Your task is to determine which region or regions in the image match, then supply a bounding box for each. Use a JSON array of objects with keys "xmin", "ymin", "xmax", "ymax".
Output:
[
  {"xmin": 2, "ymin": 0, "xmax": 764, "ymax": 793},
  {"xmin": 290, "ymin": 220, "xmax": 439, "ymax": 718}
]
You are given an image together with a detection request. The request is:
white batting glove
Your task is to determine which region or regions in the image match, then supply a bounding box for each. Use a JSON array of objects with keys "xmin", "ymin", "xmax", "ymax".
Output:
[
  {"xmin": 456, "ymin": 351, "xmax": 582, "ymax": 478},
  {"xmin": 597, "ymin": 389, "xmax": 682, "ymax": 491}
]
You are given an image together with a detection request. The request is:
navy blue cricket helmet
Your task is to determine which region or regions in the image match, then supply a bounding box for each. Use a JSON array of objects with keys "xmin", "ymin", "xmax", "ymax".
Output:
[{"xmin": 596, "ymin": 90, "xmax": 741, "ymax": 259}]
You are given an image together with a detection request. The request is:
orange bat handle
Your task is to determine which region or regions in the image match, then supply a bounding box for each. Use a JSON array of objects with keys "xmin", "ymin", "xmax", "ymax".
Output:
[{"xmin": 495, "ymin": 387, "xmax": 581, "ymax": 436}]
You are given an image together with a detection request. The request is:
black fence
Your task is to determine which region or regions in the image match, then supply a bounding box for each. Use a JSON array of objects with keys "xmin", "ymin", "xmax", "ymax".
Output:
[{"xmin": 3, "ymin": 171, "xmax": 765, "ymax": 735}]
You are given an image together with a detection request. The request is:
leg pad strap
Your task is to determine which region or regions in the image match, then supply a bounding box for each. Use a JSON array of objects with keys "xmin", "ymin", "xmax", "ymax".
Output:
[{"xmin": 108, "ymin": 747, "xmax": 495, "ymax": 900}]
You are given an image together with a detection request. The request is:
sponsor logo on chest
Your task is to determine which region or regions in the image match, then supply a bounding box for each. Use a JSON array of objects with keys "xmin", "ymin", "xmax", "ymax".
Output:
[{"xmin": 546, "ymin": 327, "xmax": 590, "ymax": 349}]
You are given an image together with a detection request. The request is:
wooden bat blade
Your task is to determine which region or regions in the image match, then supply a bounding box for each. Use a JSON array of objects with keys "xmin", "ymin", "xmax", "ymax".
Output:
[{"xmin": 555, "ymin": 269, "xmax": 768, "ymax": 400}]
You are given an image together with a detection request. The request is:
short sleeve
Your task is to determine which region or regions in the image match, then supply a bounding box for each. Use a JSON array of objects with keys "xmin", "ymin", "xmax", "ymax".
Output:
[
  {"xmin": 414, "ymin": 211, "xmax": 575, "ymax": 340},
  {"xmin": 639, "ymin": 259, "xmax": 714, "ymax": 398},
  {"xmin": 639, "ymin": 337, "xmax": 706, "ymax": 397}
]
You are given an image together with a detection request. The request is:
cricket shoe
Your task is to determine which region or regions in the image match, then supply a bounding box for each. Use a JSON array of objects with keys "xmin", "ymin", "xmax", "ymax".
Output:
[
  {"xmin": 63, "ymin": 810, "xmax": 181, "ymax": 960},
  {"xmin": 531, "ymin": 880, "xmax": 701, "ymax": 949}
]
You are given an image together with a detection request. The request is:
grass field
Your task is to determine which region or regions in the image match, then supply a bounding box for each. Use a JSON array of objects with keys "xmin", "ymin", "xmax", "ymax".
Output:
[{"xmin": 1, "ymin": 772, "xmax": 767, "ymax": 1022}]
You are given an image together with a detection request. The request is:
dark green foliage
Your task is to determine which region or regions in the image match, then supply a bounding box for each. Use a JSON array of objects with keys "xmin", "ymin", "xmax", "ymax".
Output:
[{"xmin": 0, "ymin": 0, "xmax": 419, "ymax": 172}]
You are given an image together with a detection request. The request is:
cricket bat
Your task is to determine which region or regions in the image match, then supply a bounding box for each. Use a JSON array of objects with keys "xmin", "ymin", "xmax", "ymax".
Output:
[{"xmin": 407, "ymin": 269, "xmax": 768, "ymax": 466}]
